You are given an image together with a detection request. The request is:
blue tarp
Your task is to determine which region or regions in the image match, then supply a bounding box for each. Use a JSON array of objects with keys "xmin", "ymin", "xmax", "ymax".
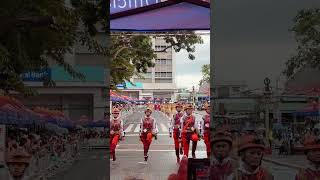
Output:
[{"xmin": 111, "ymin": 1, "xmax": 210, "ymax": 31}]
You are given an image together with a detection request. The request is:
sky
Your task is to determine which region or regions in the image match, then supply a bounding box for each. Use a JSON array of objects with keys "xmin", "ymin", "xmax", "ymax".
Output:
[
  {"xmin": 212, "ymin": 0, "xmax": 320, "ymax": 90},
  {"xmin": 175, "ymin": 33, "xmax": 210, "ymax": 90}
]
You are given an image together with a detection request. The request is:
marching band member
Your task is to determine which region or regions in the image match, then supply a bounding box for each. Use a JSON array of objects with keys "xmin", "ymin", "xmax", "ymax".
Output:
[
  {"xmin": 139, "ymin": 107, "xmax": 158, "ymax": 163},
  {"xmin": 169, "ymin": 102, "xmax": 184, "ymax": 163},
  {"xmin": 110, "ymin": 108, "xmax": 124, "ymax": 161},
  {"xmin": 210, "ymin": 130, "xmax": 237, "ymax": 180},
  {"xmin": 181, "ymin": 104, "xmax": 199, "ymax": 158},
  {"xmin": 295, "ymin": 135, "xmax": 320, "ymax": 180},
  {"xmin": 236, "ymin": 135, "xmax": 273, "ymax": 180},
  {"xmin": 201, "ymin": 104, "xmax": 211, "ymax": 158}
]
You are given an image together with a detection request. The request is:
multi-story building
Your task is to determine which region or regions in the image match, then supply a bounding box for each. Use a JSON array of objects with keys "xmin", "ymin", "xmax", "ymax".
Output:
[
  {"xmin": 213, "ymin": 81, "xmax": 248, "ymax": 98},
  {"xmin": 121, "ymin": 36, "xmax": 177, "ymax": 100}
]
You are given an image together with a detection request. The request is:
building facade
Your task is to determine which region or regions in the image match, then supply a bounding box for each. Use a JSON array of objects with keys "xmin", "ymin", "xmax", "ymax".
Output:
[
  {"xmin": 20, "ymin": 26, "xmax": 108, "ymax": 122},
  {"xmin": 121, "ymin": 36, "xmax": 177, "ymax": 100}
]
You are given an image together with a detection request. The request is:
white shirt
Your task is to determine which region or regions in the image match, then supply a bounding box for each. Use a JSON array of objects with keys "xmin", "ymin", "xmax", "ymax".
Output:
[{"xmin": 139, "ymin": 116, "xmax": 158, "ymax": 135}]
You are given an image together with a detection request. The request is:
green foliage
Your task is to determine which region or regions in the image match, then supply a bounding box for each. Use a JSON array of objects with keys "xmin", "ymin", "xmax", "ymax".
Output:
[
  {"xmin": 199, "ymin": 64, "xmax": 210, "ymax": 86},
  {"xmin": 284, "ymin": 8, "xmax": 320, "ymax": 78},
  {"xmin": 0, "ymin": 0, "xmax": 204, "ymax": 94},
  {"xmin": 0, "ymin": 0, "xmax": 107, "ymax": 96},
  {"xmin": 110, "ymin": 32, "xmax": 204, "ymax": 89}
]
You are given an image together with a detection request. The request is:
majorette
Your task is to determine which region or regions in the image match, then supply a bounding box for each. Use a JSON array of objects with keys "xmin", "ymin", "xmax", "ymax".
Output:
[
  {"xmin": 169, "ymin": 102, "xmax": 184, "ymax": 163},
  {"xmin": 110, "ymin": 108, "xmax": 124, "ymax": 161},
  {"xmin": 236, "ymin": 135, "xmax": 273, "ymax": 180},
  {"xmin": 181, "ymin": 104, "xmax": 199, "ymax": 158},
  {"xmin": 295, "ymin": 135, "xmax": 320, "ymax": 180},
  {"xmin": 139, "ymin": 107, "xmax": 158, "ymax": 163},
  {"xmin": 210, "ymin": 129, "xmax": 237, "ymax": 180},
  {"xmin": 201, "ymin": 103, "xmax": 211, "ymax": 158}
]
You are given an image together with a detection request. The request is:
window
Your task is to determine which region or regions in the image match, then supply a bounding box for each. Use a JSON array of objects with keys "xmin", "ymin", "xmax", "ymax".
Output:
[
  {"xmin": 155, "ymin": 72, "xmax": 172, "ymax": 78},
  {"xmin": 155, "ymin": 79, "xmax": 172, "ymax": 83},
  {"xmin": 142, "ymin": 72, "xmax": 152, "ymax": 78},
  {"xmin": 232, "ymin": 87, "xmax": 240, "ymax": 93},
  {"xmin": 218, "ymin": 87, "xmax": 230, "ymax": 98}
]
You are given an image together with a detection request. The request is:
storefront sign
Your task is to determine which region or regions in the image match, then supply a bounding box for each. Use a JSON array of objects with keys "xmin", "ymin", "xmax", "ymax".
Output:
[
  {"xmin": 0, "ymin": 125, "xmax": 5, "ymax": 165},
  {"xmin": 110, "ymin": 0, "xmax": 161, "ymax": 14},
  {"xmin": 21, "ymin": 69, "xmax": 51, "ymax": 82}
]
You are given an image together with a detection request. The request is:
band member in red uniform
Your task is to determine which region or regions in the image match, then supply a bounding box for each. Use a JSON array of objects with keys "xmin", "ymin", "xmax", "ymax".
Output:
[
  {"xmin": 210, "ymin": 130, "xmax": 237, "ymax": 180},
  {"xmin": 201, "ymin": 104, "xmax": 211, "ymax": 158},
  {"xmin": 169, "ymin": 102, "xmax": 184, "ymax": 163},
  {"xmin": 139, "ymin": 107, "xmax": 158, "ymax": 163},
  {"xmin": 295, "ymin": 135, "xmax": 320, "ymax": 180},
  {"xmin": 181, "ymin": 104, "xmax": 199, "ymax": 158},
  {"xmin": 236, "ymin": 135, "xmax": 273, "ymax": 180},
  {"xmin": 110, "ymin": 108, "xmax": 124, "ymax": 161}
]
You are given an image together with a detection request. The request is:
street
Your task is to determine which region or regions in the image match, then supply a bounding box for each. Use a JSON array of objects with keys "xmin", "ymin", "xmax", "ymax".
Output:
[
  {"xmin": 111, "ymin": 110, "xmax": 207, "ymax": 180},
  {"xmin": 48, "ymin": 149, "xmax": 108, "ymax": 180}
]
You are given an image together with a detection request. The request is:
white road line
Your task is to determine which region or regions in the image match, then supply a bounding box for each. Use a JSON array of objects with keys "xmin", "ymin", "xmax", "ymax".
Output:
[
  {"xmin": 125, "ymin": 133, "xmax": 169, "ymax": 137},
  {"xmin": 116, "ymin": 149, "xmax": 207, "ymax": 152},
  {"xmin": 133, "ymin": 124, "xmax": 140, "ymax": 132},
  {"xmin": 124, "ymin": 124, "xmax": 134, "ymax": 133},
  {"xmin": 160, "ymin": 123, "xmax": 168, "ymax": 132}
]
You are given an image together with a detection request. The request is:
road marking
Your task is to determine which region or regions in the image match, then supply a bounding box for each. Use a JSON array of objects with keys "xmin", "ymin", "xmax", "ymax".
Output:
[
  {"xmin": 124, "ymin": 124, "xmax": 134, "ymax": 133},
  {"xmin": 134, "ymin": 124, "xmax": 140, "ymax": 132},
  {"xmin": 116, "ymin": 149, "xmax": 208, "ymax": 152},
  {"xmin": 125, "ymin": 133, "xmax": 169, "ymax": 137},
  {"xmin": 160, "ymin": 123, "xmax": 168, "ymax": 132}
]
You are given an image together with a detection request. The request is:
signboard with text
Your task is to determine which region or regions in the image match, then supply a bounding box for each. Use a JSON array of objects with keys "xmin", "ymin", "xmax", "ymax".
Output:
[
  {"xmin": 110, "ymin": 0, "xmax": 161, "ymax": 14},
  {"xmin": 21, "ymin": 69, "xmax": 51, "ymax": 82}
]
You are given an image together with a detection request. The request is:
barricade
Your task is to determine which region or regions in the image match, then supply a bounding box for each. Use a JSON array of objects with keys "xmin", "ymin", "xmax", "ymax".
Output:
[{"xmin": 22, "ymin": 141, "xmax": 81, "ymax": 179}]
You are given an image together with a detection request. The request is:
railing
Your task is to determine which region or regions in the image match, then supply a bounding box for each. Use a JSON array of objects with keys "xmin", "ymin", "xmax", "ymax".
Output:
[{"xmin": 22, "ymin": 141, "xmax": 81, "ymax": 179}]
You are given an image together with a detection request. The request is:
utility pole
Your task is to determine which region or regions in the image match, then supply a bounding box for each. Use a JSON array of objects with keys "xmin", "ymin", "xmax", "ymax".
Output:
[{"xmin": 264, "ymin": 78, "xmax": 272, "ymax": 146}]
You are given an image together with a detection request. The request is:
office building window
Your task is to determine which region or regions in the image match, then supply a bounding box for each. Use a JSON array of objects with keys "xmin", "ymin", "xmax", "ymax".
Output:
[
  {"xmin": 155, "ymin": 72, "xmax": 172, "ymax": 78},
  {"xmin": 155, "ymin": 59, "xmax": 172, "ymax": 65},
  {"xmin": 232, "ymin": 87, "xmax": 240, "ymax": 93},
  {"xmin": 218, "ymin": 87, "xmax": 230, "ymax": 98}
]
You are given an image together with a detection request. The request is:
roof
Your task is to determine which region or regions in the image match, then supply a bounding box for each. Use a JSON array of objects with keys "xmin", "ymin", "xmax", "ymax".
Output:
[
  {"xmin": 285, "ymin": 67, "xmax": 320, "ymax": 95},
  {"xmin": 111, "ymin": 0, "xmax": 210, "ymax": 31}
]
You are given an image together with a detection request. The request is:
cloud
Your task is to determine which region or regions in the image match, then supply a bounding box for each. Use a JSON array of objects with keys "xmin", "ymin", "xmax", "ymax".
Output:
[{"xmin": 176, "ymin": 74, "xmax": 202, "ymax": 90}]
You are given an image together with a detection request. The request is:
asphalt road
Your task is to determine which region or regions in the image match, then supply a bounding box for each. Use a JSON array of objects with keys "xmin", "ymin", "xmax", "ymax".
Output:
[
  {"xmin": 111, "ymin": 110, "xmax": 207, "ymax": 180},
  {"xmin": 48, "ymin": 149, "xmax": 108, "ymax": 180}
]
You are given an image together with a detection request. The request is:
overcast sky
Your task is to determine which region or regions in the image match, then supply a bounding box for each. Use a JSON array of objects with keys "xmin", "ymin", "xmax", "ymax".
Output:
[
  {"xmin": 175, "ymin": 33, "xmax": 210, "ymax": 90},
  {"xmin": 212, "ymin": 0, "xmax": 320, "ymax": 90}
]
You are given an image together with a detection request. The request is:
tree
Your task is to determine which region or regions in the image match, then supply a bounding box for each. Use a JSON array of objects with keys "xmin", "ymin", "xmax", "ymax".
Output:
[
  {"xmin": 283, "ymin": 8, "xmax": 320, "ymax": 78},
  {"xmin": 0, "ymin": 0, "xmax": 204, "ymax": 95},
  {"xmin": 199, "ymin": 64, "xmax": 210, "ymax": 86},
  {"xmin": 0, "ymin": 0, "xmax": 107, "ymax": 96},
  {"xmin": 110, "ymin": 32, "xmax": 203, "ymax": 88}
]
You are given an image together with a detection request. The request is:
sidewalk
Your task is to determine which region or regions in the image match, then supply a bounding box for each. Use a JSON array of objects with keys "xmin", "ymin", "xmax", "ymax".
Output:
[{"xmin": 263, "ymin": 154, "xmax": 307, "ymax": 170}]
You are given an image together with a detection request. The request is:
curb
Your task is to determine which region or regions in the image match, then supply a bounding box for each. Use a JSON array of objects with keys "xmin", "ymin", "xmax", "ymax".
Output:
[{"xmin": 263, "ymin": 157, "xmax": 303, "ymax": 170}]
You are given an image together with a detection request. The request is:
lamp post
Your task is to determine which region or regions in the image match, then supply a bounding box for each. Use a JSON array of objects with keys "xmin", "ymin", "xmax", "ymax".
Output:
[{"xmin": 264, "ymin": 78, "xmax": 272, "ymax": 147}]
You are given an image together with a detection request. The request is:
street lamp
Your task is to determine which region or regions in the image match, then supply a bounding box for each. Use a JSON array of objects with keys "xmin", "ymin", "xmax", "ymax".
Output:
[{"xmin": 263, "ymin": 77, "xmax": 272, "ymax": 147}]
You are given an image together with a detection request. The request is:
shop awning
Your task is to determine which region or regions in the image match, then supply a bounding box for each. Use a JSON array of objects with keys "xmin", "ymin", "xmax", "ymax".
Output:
[{"xmin": 111, "ymin": 0, "xmax": 210, "ymax": 31}]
